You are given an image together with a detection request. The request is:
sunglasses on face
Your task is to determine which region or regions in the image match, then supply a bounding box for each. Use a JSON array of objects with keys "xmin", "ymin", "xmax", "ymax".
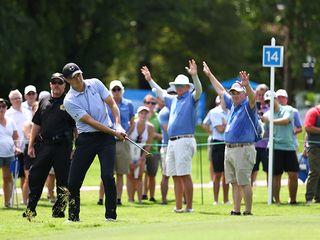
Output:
[
  {"xmin": 0, "ymin": 104, "xmax": 7, "ymax": 109},
  {"xmin": 175, "ymin": 84, "xmax": 186, "ymax": 88},
  {"xmin": 26, "ymin": 92, "xmax": 36, "ymax": 96},
  {"xmin": 51, "ymin": 79, "xmax": 64, "ymax": 85},
  {"xmin": 112, "ymin": 87, "xmax": 122, "ymax": 92},
  {"xmin": 144, "ymin": 101, "xmax": 156, "ymax": 105}
]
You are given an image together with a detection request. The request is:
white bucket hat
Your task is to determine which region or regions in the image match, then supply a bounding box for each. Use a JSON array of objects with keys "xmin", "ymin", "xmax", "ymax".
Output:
[{"xmin": 169, "ymin": 74, "xmax": 194, "ymax": 90}]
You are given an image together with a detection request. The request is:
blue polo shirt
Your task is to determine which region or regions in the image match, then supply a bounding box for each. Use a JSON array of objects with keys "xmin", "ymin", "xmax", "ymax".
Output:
[
  {"xmin": 64, "ymin": 78, "xmax": 112, "ymax": 133},
  {"xmin": 107, "ymin": 98, "xmax": 134, "ymax": 132},
  {"xmin": 165, "ymin": 91, "xmax": 197, "ymax": 137},
  {"xmin": 224, "ymin": 92, "xmax": 256, "ymax": 143},
  {"xmin": 158, "ymin": 106, "xmax": 170, "ymax": 145}
]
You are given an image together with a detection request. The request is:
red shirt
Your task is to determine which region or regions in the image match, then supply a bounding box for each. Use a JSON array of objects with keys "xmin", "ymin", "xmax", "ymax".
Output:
[{"xmin": 304, "ymin": 106, "xmax": 320, "ymax": 128}]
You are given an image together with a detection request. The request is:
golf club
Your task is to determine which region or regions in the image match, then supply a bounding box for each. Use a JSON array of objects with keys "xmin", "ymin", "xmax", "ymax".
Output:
[{"xmin": 125, "ymin": 136, "xmax": 153, "ymax": 157}]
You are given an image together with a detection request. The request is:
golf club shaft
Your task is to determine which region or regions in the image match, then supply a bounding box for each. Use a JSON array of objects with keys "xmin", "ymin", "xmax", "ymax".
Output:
[{"xmin": 125, "ymin": 137, "xmax": 151, "ymax": 155}]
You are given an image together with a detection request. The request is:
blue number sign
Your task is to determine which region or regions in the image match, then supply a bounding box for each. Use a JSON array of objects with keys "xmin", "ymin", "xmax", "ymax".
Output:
[{"xmin": 262, "ymin": 46, "xmax": 284, "ymax": 67}]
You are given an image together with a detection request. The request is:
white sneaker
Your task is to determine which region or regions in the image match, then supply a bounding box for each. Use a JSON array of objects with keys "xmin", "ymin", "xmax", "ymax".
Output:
[
  {"xmin": 106, "ymin": 218, "xmax": 116, "ymax": 222},
  {"xmin": 213, "ymin": 201, "xmax": 218, "ymax": 205},
  {"xmin": 224, "ymin": 201, "xmax": 232, "ymax": 205},
  {"xmin": 184, "ymin": 208, "xmax": 194, "ymax": 213},
  {"xmin": 173, "ymin": 208, "xmax": 184, "ymax": 213}
]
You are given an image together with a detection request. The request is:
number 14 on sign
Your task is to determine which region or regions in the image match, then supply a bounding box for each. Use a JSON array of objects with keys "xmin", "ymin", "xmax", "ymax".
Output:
[{"xmin": 263, "ymin": 46, "xmax": 284, "ymax": 67}]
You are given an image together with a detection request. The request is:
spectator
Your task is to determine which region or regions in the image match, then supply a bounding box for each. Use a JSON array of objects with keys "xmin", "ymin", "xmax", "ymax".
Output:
[
  {"xmin": 6, "ymin": 89, "xmax": 31, "ymax": 205},
  {"xmin": 202, "ymin": 95, "xmax": 230, "ymax": 205},
  {"xmin": 142, "ymin": 94, "xmax": 161, "ymax": 202},
  {"xmin": 141, "ymin": 59, "xmax": 202, "ymax": 212},
  {"xmin": 22, "ymin": 85, "xmax": 37, "ymax": 119},
  {"xmin": 251, "ymin": 84, "xmax": 269, "ymax": 186},
  {"xmin": 127, "ymin": 106, "xmax": 154, "ymax": 203},
  {"xmin": 203, "ymin": 61, "xmax": 256, "ymax": 215},
  {"xmin": 0, "ymin": 98, "xmax": 20, "ymax": 208},
  {"xmin": 262, "ymin": 90, "xmax": 299, "ymax": 205},
  {"xmin": 304, "ymin": 104, "xmax": 320, "ymax": 203},
  {"xmin": 97, "ymin": 80, "xmax": 134, "ymax": 206}
]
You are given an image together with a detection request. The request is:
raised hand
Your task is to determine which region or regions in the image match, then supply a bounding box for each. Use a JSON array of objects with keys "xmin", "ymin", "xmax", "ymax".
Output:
[
  {"xmin": 239, "ymin": 71, "xmax": 250, "ymax": 87},
  {"xmin": 202, "ymin": 61, "xmax": 213, "ymax": 77},
  {"xmin": 185, "ymin": 59, "xmax": 197, "ymax": 76},
  {"xmin": 141, "ymin": 66, "xmax": 152, "ymax": 81}
]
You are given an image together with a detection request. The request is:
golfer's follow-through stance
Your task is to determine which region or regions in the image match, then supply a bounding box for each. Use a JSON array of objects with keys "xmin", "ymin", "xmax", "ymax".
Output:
[{"xmin": 63, "ymin": 63, "xmax": 126, "ymax": 222}]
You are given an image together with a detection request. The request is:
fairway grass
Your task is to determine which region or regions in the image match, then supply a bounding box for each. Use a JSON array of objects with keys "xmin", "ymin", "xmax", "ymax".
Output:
[{"xmin": 1, "ymin": 185, "xmax": 320, "ymax": 240}]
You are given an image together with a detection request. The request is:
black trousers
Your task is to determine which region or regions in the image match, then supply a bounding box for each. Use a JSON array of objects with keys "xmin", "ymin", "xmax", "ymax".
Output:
[
  {"xmin": 68, "ymin": 132, "xmax": 116, "ymax": 220},
  {"xmin": 27, "ymin": 142, "xmax": 71, "ymax": 213}
]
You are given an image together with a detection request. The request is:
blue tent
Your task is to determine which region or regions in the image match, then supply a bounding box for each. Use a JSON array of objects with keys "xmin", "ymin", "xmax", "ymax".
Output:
[{"xmin": 220, "ymin": 77, "xmax": 259, "ymax": 90}]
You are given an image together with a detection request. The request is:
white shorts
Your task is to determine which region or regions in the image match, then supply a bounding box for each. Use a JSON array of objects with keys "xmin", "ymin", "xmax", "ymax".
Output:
[
  {"xmin": 160, "ymin": 147, "xmax": 167, "ymax": 176},
  {"xmin": 166, "ymin": 137, "xmax": 196, "ymax": 176}
]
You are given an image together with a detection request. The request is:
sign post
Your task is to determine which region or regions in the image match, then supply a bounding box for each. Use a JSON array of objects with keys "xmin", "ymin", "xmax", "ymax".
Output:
[{"xmin": 262, "ymin": 38, "xmax": 284, "ymax": 205}]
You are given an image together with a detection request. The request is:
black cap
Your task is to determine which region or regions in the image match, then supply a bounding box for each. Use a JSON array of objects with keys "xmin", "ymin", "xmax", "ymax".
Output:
[
  {"xmin": 0, "ymin": 98, "xmax": 9, "ymax": 106},
  {"xmin": 62, "ymin": 63, "xmax": 83, "ymax": 79},
  {"xmin": 51, "ymin": 72, "xmax": 64, "ymax": 81}
]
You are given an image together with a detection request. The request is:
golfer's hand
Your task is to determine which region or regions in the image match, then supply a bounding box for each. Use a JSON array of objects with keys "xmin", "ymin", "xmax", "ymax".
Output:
[
  {"xmin": 115, "ymin": 123, "xmax": 126, "ymax": 134},
  {"xmin": 185, "ymin": 59, "xmax": 197, "ymax": 76},
  {"xmin": 114, "ymin": 131, "xmax": 126, "ymax": 141},
  {"xmin": 141, "ymin": 66, "xmax": 152, "ymax": 81},
  {"xmin": 28, "ymin": 145, "xmax": 36, "ymax": 158},
  {"xmin": 202, "ymin": 61, "xmax": 213, "ymax": 77}
]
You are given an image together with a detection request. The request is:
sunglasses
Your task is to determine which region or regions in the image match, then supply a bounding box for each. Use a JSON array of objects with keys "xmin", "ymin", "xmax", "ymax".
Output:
[
  {"xmin": 144, "ymin": 101, "xmax": 156, "ymax": 105},
  {"xmin": 26, "ymin": 92, "xmax": 36, "ymax": 96},
  {"xmin": 0, "ymin": 104, "xmax": 7, "ymax": 109},
  {"xmin": 112, "ymin": 87, "xmax": 122, "ymax": 92},
  {"xmin": 175, "ymin": 84, "xmax": 186, "ymax": 88},
  {"xmin": 51, "ymin": 79, "xmax": 64, "ymax": 85}
]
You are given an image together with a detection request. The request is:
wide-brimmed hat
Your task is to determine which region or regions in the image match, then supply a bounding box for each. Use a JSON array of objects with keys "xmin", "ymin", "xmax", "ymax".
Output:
[{"xmin": 169, "ymin": 74, "xmax": 194, "ymax": 90}]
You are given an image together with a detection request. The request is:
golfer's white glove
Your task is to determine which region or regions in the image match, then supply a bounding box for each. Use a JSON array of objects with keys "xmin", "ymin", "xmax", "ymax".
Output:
[{"xmin": 115, "ymin": 123, "xmax": 126, "ymax": 134}]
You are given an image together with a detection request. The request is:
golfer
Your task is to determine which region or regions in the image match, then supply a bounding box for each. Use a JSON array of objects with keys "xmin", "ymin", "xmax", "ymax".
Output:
[{"xmin": 63, "ymin": 63, "xmax": 126, "ymax": 222}]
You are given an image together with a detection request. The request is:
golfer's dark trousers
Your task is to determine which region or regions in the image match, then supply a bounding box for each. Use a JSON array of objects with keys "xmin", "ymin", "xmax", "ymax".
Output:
[
  {"xmin": 68, "ymin": 132, "xmax": 117, "ymax": 221},
  {"xmin": 28, "ymin": 140, "xmax": 72, "ymax": 213}
]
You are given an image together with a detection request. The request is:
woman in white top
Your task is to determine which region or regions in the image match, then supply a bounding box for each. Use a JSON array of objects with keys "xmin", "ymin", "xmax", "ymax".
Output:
[
  {"xmin": 127, "ymin": 106, "xmax": 154, "ymax": 203},
  {"xmin": 0, "ymin": 98, "xmax": 20, "ymax": 208}
]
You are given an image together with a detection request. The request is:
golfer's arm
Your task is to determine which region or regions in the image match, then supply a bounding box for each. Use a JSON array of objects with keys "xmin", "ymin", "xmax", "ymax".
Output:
[
  {"xmin": 80, "ymin": 114, "xmax": 116, "ymax": 136},
  {"xmin": 148, "ymin": 80, "xmax": 167, "ymax": 100}
]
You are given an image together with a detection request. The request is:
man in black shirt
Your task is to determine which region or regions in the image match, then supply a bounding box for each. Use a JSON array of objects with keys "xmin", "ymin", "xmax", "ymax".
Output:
[{"xmin": 23, "ymin": 73, "xmax": 76, "ymax": 219}]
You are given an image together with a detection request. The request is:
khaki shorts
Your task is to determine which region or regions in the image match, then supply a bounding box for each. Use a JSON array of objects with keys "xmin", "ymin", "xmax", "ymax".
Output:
[
  {"xmin": 114, "ymin": 141, "xmax": 131, "ymax": 174},
  {"xmin": 224, "ymin": 144, "xmax": 256, "ymax": 185}
]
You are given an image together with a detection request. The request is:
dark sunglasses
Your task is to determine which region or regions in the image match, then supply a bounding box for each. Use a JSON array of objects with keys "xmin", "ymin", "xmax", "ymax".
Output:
[
  {"xmin": 0, "ymin": 104, "xmax": 7, "ymax": 109},
  {"xmin": 26, "ymin": 92, "xmax": 36, "ymax": 96},
  {"xmin": 51, "ymin": 79, "xmax": 64, "ymax": 85},
  {"xmin": 112, "ymin": 87, "xmax": 122, "ymax": 92},
  {"xmin": 144, "ymin": 101, "xmax": 156, "ymax": 105}
]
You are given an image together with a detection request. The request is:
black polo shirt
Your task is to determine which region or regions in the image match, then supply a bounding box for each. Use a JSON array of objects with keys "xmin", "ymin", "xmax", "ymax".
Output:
[{"xmin": 33, "ymin": 95, "xmax": 75, "ymax": 139}]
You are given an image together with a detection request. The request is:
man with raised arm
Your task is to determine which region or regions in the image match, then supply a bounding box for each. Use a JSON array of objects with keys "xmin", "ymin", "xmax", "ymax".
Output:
[
  {"xmin": 141, "ymin": 59, "xmax": 202, "ymax": 213},
  {"xmin": 203, "ymin": 61, "xmax": 257, "ymax": 215}
]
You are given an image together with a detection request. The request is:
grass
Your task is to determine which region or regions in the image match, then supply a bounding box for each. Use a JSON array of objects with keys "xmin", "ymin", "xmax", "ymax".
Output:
[{"xmin": 1, "ymin": 185, "xmax": 320, "ymax": 240}]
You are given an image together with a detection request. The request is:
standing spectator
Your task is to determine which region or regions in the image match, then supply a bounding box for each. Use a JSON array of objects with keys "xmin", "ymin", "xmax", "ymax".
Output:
[
  {"xmin": 304, "ymin": 105, "xmax": 320, "ymax": 203},
  {"xmin": 276, "ymin": 89, "xmax": 302, "ymax": 150},
  {"xmin": 202, "ymin": 95, "xmax": 230, "ymax": 205},
  {"xmin": 22, "ymin": 73, "xmax": 76, "ymax": 219},
  {"xmin": 6, "ymin": 89, "xmax": 31, "ymax": 205},
  {"xmin": 251, "ymin": 84, "xmax": 269, "ymax": 186},
  {"xmin": 141, "ymin": 59, "xmax": 202, "ymax": 212},
  {"xmin": 0, "ymin": 98, "xmax": 20, "ymax": 208},
  {"xmin": 97, "ymin": 80, "xmax": 134, "ymax": 206},
  {"xmin": 127, "ymin": 106, "xmax": 154, "ymax": 203},
  {"xmin": 262, "ymin": 90, "xmax": 299, "ymax": 205},
  {"xmin": 22, "ymin": 85, "xmax": 37, "ymax": 119},
  {"xmin": 158, "ymin": 87, "xmax": 176, "ymax": 204},
  {"xmin": 63, "ymin": 63, "xmax": 126, "ymax": 222},
  {"xmin": 142, "ymin": 94, "xmax": 161, "ymax": 202},
  {"xmin": 203, "ymin": 61, "xmax": 257, "ymax": 215}
]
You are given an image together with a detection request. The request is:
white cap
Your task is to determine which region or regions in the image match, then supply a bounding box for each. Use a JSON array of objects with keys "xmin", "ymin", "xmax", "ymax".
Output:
[
  {"xmin": 110, "ymin": 80, "xmax": 124, "ymax": 90},
  {"xmin": 24, "ymin": 85, "xmax": 37, "ymax": 95},
  {"xmin": 229, "ymin": 82, "xmax": 246, "ymax": 93},
  {"xmin": 264, "ymin": 90, "xmax": 276, "ymax": 101},
  {"xmin": 137, "ymin": 106, "xmax": 150, "ymax": 113},
  {"xmin": 276, "ymin": 89, "xmax": 288, "ymax": 98},
  {"xmin": 169, "ymin": 74, "xmax": 194, "ymax": 89}
]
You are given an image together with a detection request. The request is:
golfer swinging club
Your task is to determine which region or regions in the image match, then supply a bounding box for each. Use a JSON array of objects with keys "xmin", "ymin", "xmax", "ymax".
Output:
[{"xmin": 63, "ymin": 63, "xmax": 126, "ymax": 222}]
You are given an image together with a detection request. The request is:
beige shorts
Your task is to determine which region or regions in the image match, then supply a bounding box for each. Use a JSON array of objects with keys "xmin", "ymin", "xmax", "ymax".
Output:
[
  {"xmin": 114, "ymin": 141, "xmax": 131, "ymax": 174},
  {"xmin": 224, "ymin": 144, "xmax": 256, "ymax": 185},
  {"xmin": 166, "ymin": 137, "xmax": 196, "ymax": 176}
]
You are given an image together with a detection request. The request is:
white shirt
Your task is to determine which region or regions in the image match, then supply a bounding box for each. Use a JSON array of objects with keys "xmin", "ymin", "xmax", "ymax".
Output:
[
  {"xmin": 0, "ymin": 117, "xmax": 17, "ymax": 157},
  {"xmin": 203, "ymin": 105, "xmax": 229, "ymax": 141}
]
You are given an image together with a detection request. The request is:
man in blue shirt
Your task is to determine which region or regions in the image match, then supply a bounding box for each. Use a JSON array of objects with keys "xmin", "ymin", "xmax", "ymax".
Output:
[
  {"xmin": 97, "ymin": 80, "xmax": 134, "ymax": 206},
  {"xmin": 203, "ymin": 61, "xmax": 257, "ymax": 216},
  {"xmin": 141, "ymin": 59, "xmax": 202, "ymax": 213},
  {"xmin": 63, "ymin": 63, "xmax": 126, "ymax": 222}
]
